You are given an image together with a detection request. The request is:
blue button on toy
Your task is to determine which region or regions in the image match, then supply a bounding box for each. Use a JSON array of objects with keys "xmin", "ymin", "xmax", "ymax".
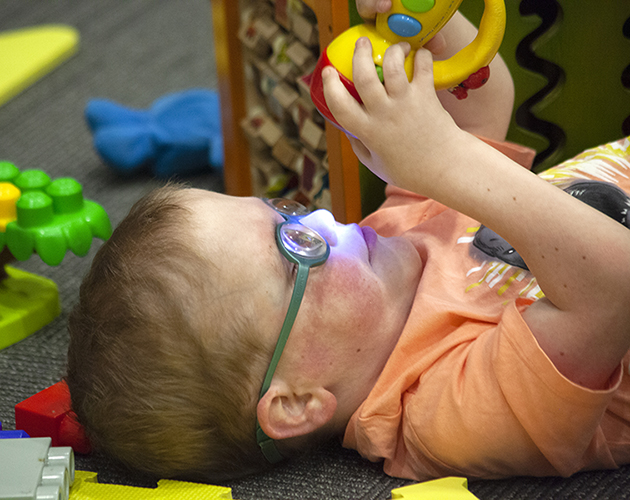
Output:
[{"xmin": 387, "ymin": 14, "xmax": 423, "ymax": 38}]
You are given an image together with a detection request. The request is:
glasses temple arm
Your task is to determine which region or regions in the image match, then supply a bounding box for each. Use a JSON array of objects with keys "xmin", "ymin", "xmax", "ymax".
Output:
[{"xmin": 256, "ymin": 262, "xmax": 310, "ymax": 464}]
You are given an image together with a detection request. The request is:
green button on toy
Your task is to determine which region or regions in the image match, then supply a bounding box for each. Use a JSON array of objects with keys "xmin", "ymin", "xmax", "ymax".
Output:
[{"xmin": 401, "ymin": 0, "xmax": 435, "ymax": 13}]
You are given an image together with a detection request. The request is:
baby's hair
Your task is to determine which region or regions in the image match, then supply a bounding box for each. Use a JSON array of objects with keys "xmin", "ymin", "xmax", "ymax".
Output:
[{"xmin": 66, "ymin": 185, "xmax": 273, "ymax": 480}]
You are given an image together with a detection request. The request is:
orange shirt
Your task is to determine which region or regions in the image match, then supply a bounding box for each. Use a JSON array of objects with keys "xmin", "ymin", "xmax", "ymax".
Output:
[{"xmin": 343, "ymin": 137, "xmax": 630, "ymax": 480}]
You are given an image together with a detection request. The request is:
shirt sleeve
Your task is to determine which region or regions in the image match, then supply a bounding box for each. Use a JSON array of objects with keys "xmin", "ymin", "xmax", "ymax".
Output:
[{"xmin": 395, "ymin": 301, "xmax": 622, "ymax": 480}]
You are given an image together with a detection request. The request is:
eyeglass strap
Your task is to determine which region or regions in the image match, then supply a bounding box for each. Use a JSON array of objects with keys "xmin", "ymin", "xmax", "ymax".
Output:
[
  {"xmin": 256, "ymin": 424, "xmax": 285, "ymax": 464},
  {"xmin": 256, "ymin": 262, "xmax": 310, "ymax": 464}
]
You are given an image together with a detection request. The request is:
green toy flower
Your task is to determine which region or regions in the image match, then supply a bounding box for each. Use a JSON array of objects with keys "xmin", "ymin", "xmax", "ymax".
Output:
[{"xmin": 0, "ymin": 164, "xmax": 112, "ymax": 266}]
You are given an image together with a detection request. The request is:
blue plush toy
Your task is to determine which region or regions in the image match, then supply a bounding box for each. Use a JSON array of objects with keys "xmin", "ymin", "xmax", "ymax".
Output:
[{"xmin": 85, "ymin": 89, "xmax": 223, "ymax": 177}]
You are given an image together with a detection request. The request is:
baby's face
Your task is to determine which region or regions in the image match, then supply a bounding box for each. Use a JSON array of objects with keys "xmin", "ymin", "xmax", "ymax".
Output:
[{"xmin": 185, "ymin": 189, "xmax": 422, "ymax": 416}]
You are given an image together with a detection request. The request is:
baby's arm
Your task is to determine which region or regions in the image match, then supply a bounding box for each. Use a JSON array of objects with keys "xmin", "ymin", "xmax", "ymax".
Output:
[
  {"xmin": 355, "ymin": 1, "xmax": 514, "ymax": 140},
  {"xmin": 323, "ymin": 42, "xmax": 630, "ymax": 390}
]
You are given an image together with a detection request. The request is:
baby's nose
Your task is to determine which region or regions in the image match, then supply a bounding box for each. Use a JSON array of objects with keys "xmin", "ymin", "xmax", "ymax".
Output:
[{"xmin": 300, "ymin": 209, "xmax": 338, "ymax": 246}]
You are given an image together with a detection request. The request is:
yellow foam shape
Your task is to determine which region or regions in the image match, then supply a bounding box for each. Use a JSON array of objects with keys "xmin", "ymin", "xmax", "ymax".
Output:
[
  {"xmin": 70, "ymin": 471, "xmax": 234, "ymax": 500},
  {"xmin": 0, "ymin": 24, "xmax": 79, "ymax": 107},
  {"xmin": 0, "ymin": 266, "xmax": 61, "ymax": 350},
  {"xmin": 391, "ymin": 477, "xmax": 479, "ymax": 499}
]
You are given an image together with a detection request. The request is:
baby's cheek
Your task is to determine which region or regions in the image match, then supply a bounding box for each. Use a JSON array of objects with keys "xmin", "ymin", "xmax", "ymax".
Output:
[{"xmin": 317, "ymin": 267, "xmax": 386, "ymax": 336}]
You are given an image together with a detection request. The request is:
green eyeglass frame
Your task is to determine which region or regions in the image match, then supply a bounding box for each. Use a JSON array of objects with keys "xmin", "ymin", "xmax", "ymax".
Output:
[{"xmin": 255, "ymin": 199, "xmax": 330, "ymax": 464}]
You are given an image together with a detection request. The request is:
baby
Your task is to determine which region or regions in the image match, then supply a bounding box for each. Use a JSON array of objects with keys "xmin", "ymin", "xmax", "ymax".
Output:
[{"xmin": 66, "ymin": 2, "xmax": 630, "ymax": 483}]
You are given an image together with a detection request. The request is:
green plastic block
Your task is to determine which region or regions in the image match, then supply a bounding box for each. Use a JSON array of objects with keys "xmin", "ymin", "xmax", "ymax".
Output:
[
  {"xmin": 14, "ymin": 169, "xmax": 52, "ymax": 192},
  {"xmin": 0, "ymin": 266, "xmax": 61, "ymax": 350},
  {"xmin": 0, "ymin": 162, "xmax": 111, "ymax": 348},
  {"xmin": 0, "ymin": 161, "xmax": 20, "ymax": 182},
  {"xmin": 0, "ymin": 164, "xmax": 112, "ymax": 266}
]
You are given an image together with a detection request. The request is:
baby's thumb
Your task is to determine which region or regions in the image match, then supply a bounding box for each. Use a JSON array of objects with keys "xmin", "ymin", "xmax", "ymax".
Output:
[
  {"xmin": 423, "ymin": 33, "xmax": 447, "ymax": 56},
  {"xmin": 357, "ymin": 0, "xmax": 392, "ymax": 21}
]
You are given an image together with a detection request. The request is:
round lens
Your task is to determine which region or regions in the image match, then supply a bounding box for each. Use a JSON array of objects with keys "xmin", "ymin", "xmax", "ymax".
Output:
[
  {"xmin": 280, "ymin": 224, "xmax": 327, "ymax": 258},
  {"xmin": 268, "ymin": 198, "xmax": 310, "ymax": 216}
]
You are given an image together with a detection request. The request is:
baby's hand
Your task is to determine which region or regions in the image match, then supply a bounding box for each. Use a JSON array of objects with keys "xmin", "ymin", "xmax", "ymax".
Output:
[
  {"xmin": 355, "ymin": 0, "xmax": 392, "ymax": 21},
  {"xmin": 323, "ymin": 38, "xmax": 462, "ymax": 191}
]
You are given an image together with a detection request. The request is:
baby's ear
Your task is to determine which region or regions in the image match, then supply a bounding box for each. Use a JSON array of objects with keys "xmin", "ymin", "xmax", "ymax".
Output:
[{"xmin": 256, "ymin": 380, "xmax": 337, "ymax": 440}]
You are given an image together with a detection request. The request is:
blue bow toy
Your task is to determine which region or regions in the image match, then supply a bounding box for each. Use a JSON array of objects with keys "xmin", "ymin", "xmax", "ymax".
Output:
[{"xmin": 85, "ymin": 89, "xmax": 223, "ymax": 177}]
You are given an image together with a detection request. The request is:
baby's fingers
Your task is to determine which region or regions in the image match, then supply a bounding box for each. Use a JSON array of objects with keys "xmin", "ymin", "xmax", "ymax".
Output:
[
  {"xmin": 411, "ymin": 48, "xmax": 436, "ymax": 88},
  {"xmin": 423, "ymin": 33, "xmax": 446, "ymax": 56},
  {"xmin": 382, "ymin": 42, "xmax": 411, "ymax": 98},
  {"xmin": 352, "ymin": 37, "xmax": 387, "ymax": 111},
  {"xmin": 356, "ymin": 0, "xmax": 392, "ymax": 21},
  {"xmin": 322, "ymin": 66, "xmax": 367, "ymax": 134}
]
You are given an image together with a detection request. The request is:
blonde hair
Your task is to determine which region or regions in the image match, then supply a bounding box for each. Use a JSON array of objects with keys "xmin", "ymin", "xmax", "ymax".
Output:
[{"xmin": 66, "ymin": 185, "xmax": 274, "ymax": 480}]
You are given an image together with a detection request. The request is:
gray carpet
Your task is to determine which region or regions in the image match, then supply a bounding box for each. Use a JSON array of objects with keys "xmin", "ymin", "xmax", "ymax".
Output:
[{"xmin": 1, "ymin": 1, "xmax": 629, "ymax": 498}]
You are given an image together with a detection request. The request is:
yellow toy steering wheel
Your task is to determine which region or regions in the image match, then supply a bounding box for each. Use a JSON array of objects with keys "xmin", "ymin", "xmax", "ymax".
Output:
[{"xmin": 326, "ymin": 0, "xmax": 506, "ymax": 91}]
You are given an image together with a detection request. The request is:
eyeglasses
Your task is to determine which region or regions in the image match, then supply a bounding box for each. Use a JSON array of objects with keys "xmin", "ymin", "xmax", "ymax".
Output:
[{"xmin": 256, "ymin": 198, "xmax": 330, "ymax": 464}]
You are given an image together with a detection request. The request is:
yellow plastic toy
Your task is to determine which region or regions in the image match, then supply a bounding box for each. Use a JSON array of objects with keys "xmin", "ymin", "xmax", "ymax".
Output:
[
  {"xmin": 310, "ymin": 0, "xmax": 506, "ymax": 127},
  {"xmin": 0, "ymin": 25, "xmax": 79, "ymax": 107}
]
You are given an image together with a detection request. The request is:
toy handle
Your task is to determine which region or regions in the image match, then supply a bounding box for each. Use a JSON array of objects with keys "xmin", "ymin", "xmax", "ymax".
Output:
[
  {"xmin": 375, "ymin": 0, "xmax": 506, "ymax": 90},
  {"xmin": 432, "ymin": 0, "xmax": 506, "ymax": 89}
]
